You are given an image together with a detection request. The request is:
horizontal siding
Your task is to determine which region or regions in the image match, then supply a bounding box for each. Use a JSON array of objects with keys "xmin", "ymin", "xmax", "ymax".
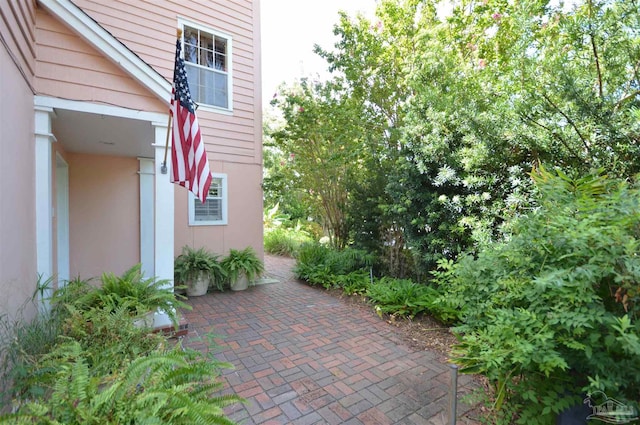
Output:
[
  {"xmin": 35, "ymin": 9, "xmax": 166, "ymax": 113},
  {"xmin": 71, "ymin": 0, "xmax": 260, "ymax": 163},
  {"xmin": 0, "ymin": 0, "xmax": 36, "ymax": 85},
  {"xmin": 73, "ymin": 1, "xmax": 254, "ymax": 87}
]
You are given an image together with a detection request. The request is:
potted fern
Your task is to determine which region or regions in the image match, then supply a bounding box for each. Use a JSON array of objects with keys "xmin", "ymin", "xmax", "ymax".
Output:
[
  {"xmin": 221, "ymin": 247, "xmax": 264, "ymax": 291},
  {"xmin": 174, "ymin": 246, "xmax": 226, "ymax": 296}
]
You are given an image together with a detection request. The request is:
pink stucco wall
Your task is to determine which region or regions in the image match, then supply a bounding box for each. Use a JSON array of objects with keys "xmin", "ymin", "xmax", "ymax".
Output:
[
  {"xmin": 0, "ymin": 2, "xmax": 38, "ymax": 320},
  {"xmin": 174, "ymin": 161, "xmax": 264, "ymax": 259},
  {"xmin": 67, "ymin": 154, "xmax": 140, "ymax": 280}
]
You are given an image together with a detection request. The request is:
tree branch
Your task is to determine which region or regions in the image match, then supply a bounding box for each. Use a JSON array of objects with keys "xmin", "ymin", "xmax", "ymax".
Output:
[
  {"xmin": 541, "ymin": 93, "xmax": 591, "ymax": 156},
  {"xmin": 520, "ymin": 113, "xmax": 583, "ymax": 162},
  {"xmin": 614, "ymin": 90, "xmax": 640, "ymax": 113},
  {"xmin": 590, "ymin": 35, "xmax": 604, "ymax": 99},
  {"xmin": 588, "ymin": 0, "xmax": 604, "ymax": 99}
]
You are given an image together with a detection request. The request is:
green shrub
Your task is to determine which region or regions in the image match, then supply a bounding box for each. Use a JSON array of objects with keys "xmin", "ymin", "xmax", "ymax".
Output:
[
  {"xmin": 62, "ymin": 304, "xmax": 166, "ymax": 374},
  {"xmin": 295, "ymin": 243, "xmax": 373, "ymax": 277},
  {"xmin": 327, "ymin": 248, "xmax": 374, "ymax": 276},
  {"xmin": 53, "ymin": 265, "xmax": 189, "ymax": 327},
  {"xmin": 294, "ymin": 243, "xmax": 331, "ymax": 283},
  {"xmin": 264, "ymin": 227, "xmax": 312, "ymax": 256},
  {"xmin": 443, "ymin": 168, "xmax": 640, "ymax": 423},
  {"xmin": 338, "ymin": 271, "xmax": 371, "ymax": 295}
]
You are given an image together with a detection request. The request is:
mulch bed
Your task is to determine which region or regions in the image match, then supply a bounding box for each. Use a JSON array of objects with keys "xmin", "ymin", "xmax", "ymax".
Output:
[{"xmin": 323, "ymin": 288, "xmax": 457, "ymax": 360}]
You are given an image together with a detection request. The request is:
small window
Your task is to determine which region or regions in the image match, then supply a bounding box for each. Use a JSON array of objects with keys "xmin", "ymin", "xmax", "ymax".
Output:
[
  {"xmin": 188, "ymin": 174, "xmax": 228, "ymax": 226},
  {"xmin": 181, "ymin": 22, "xmax": 232, "ymax": 110}
]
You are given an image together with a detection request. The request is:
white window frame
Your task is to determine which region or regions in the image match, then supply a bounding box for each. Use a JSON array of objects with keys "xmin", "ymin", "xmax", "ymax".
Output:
[
  {"xmin": 188, "ymin": 173, "xmax": 228, "ymax": 226},
  {"xmin": 178, "ymin": 17, "xmax": 233, "ymax": 114}
]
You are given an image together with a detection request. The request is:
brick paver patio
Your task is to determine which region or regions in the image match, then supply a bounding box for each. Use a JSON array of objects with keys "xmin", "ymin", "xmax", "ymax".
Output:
[{"xmin": 183, "ymin": 255, "xmax": 479, "ymax": 425}]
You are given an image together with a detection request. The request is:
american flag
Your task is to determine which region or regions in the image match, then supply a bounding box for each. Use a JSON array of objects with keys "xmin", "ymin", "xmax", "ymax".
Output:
[{"xmin": 170, "ymin": 38, "xmax": 212, "ymax": 203}]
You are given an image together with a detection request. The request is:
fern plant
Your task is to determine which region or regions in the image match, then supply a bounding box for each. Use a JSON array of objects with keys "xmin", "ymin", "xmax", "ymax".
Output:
[
  {"xmin": 220, "ymin": 247, "xmax": 264, "ymax": 285},
  {"xmin": 2, "ymin": 341, "xmax": 242, "ymax": 424},
  {"xmin": 53, "ymin": 264, "xmax": 189, "ymax": 327},
  {"xmin": 2, "ymin": 270, "xmax": 243, "ymax": 424},
  {"xmin": 174, "ymin": 246, "xmax": 227, "ymax": 292}
]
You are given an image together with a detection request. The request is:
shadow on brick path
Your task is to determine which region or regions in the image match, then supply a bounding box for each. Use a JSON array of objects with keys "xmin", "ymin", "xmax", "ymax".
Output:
[{"xmin": 182, "ymin": 255, "xmax": 481, "ymax": 425}]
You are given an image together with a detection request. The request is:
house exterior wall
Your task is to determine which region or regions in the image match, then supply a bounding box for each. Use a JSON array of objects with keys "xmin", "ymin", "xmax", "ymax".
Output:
[
  {"xmin": 174, "ymin": 161, "xmax": 264, "ymax": 258},
  {"xmin": 67, "ymin": 0, "xmax": 263, "ymax": 257},
  {"xmin": 68, "ymin": 0, "xmax": 264, "ymax": 259},
  {"xmin": 67, "ymin": 0, "xmax": 262, "ymax": 163},
  {"xmin": 67, "ymin": 153, "xmax": 140, "ymax": 280},
  {"xmin": 0, "ymin": 1, "xmax": 38, "ymax": 320},
  {"xmin": 35, "ymin": 8, "xmax": 167, "ymax": 114},
  {"xmin": 33, "ymin": 0, "xmax": 263, "ymax": 288}
]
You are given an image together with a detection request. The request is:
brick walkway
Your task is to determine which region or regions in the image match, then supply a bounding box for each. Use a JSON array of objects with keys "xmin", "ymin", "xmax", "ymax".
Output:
[{"xmin": 183, "ymin": 255, "xmax": 479, "ymax": 425}]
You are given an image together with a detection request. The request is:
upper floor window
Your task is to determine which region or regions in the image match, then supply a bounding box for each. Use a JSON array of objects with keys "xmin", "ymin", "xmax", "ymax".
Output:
[
  {"xmin": 181, "ymin": 22, "xmax": 232, "ymax": 110},
  {"xmin": 188, "ymin": 174, "xmax": 228, "ymax": 226}
]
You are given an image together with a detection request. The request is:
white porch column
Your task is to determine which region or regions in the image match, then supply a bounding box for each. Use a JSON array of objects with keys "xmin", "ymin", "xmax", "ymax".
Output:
[
  {"xmin": 34, "ymin": 106, "xmax": 57, "ymax": 311},
  {"xmin": 138, "ymin": 158, "xmax": 155, "ymax": 278},
  {"xmin": 152, "ymin": 121, "xmax": 174, "ymax": 328}
]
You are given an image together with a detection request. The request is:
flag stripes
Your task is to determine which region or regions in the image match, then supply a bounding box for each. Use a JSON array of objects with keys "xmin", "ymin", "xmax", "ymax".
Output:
[{"xmin": 170, "ymin": 37, "xmax": 212, "ymax": 203}]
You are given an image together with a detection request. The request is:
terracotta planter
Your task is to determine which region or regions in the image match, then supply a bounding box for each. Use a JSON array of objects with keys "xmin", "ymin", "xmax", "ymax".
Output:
[{"xmin": 186, "ymin": 272, "xmax": 209, "ymax": 297}]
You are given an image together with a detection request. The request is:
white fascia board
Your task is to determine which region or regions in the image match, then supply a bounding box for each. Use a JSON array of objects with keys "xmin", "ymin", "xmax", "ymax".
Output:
[
  {"xmin": 34, "ymin": 95, "xmax": 167, "ymax": 123},
  {"xmin": 38, "ymin": 0, "xmax": 171, "ymax": 104}
]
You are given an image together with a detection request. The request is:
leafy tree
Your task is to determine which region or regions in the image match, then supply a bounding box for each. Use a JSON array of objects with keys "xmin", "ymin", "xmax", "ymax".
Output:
[
  {"xmin": 315, "ymin": 1, "xmax": 427, "ymax": 275},
  {"xmin": 262, "ymin": 107, "xmax": 310, "ymax": 223},
  {"xmin": 395, "ymin": 0, "xmax": 640, "ymax": 272},
  {"xmin": 270, "ymin": 79, "xmax": 365, "ymax": 248},
  {"xmin": 267, "ymin": 0, "xmax": 639, "ymax": 275}
]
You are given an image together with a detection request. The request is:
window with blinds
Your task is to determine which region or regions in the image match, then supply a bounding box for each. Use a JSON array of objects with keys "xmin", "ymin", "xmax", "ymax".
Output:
[{"xmin": 189, "ymin": 175, "xmax": 227, "ymax": 226}]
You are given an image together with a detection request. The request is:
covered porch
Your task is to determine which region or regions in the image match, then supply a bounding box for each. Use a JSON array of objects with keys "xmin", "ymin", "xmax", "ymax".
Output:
[{"xmin": 34, "ymin": 95, "xmax": 175, "ymax": 327}]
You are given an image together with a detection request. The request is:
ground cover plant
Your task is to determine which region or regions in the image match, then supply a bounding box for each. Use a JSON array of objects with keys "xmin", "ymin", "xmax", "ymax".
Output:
[
  {"xmin": 294, "ymin": 243, "xmax": 457, "ymax": 325},
  {"xmin": 367, "ymin": 277, "xmax": 458, "ymax": 324},
  {"xmin": 294, "ymin": 242, "xmax": 374, "ymax": 289},
  {"xmin": 0, "ymin": 266, "xmax": 242, "ymax": 424}
]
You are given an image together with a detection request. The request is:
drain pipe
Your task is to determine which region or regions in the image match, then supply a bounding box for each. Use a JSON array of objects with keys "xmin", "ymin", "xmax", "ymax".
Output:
[{"xmin": 448, "ymin": 364, "xmax": 458, "ymax": 425}]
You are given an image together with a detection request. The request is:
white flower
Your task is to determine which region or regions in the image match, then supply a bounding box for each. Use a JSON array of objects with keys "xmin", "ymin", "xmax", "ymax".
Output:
[{"xmin": 433, "ymin": 165, "xmax": 458, "ymax": 187}]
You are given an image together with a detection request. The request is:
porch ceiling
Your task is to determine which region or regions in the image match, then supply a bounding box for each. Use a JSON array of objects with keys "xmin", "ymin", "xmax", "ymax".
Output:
[{"xmin": 52, "ymin": 109, "xmax": 156, "ymax": 158}]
